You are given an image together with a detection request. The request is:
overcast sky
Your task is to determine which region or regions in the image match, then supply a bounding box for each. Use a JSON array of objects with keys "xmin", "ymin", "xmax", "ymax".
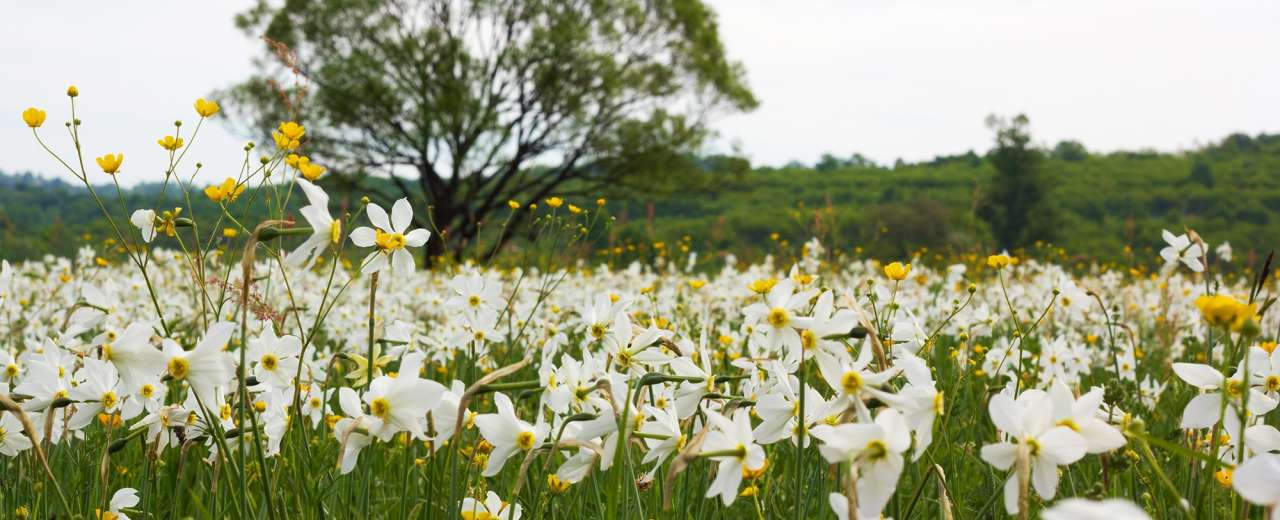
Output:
[{"xmin": 3, "ymin": 0, "xmax": 1278, "ymax": 185}]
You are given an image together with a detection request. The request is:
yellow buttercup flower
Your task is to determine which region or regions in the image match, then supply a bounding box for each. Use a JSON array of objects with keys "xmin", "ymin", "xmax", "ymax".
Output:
[
  {"xmin": 95, "ymin": 153, "xmax": 123, "ymax": 175},
  {"xmin": 22, "ymin": 108, "xmax": 46, "ymax": 128},
  {"xmin": 986, "ymin": 254, "xmax": 1013, "ymax": 269},
  {"xmin": 568, "ymin": 204, "xmax": 582, "ymax": 214},
  {"xmin": 545, "ymin": 197, "xmax": 564, "ymax": 208},
  {"xmin": 66, "ymin": 85, "xmax": 79, "ymax": 97},
  {"xmin": 285, "ymin": 154, "xmax": 303, "ymax": 168},
  {"xmin": 273, "ymin": 121, "xmax": 305, "ymax": 150},
  {"xmin": 194, "ymin": 98, "xmax": 220, "ymax": 118},
  {"xmin": 157, "ymin": 135, "xmax": 184, "ymax": 151},
  {"xmin": 507, "ymin": 200, "xmax": 521, "ymax": 209},
  {"xmin": 1194, "ymin": 294, "xmax": 1256, "ymax": 332},
  {"xmin": 204, "ymin": 178, "xmax": 246, "ymax": 203},
  {"xmin": 884, "ymin": 261, "xmax": 910, "ymax": 281},
  {"xmin": 546, "ymin": 474, "xmax": 571, "ymax": 493},
  {"xmin": 299, "ymin": 160, "xmax": 326, "ymax": 181}
]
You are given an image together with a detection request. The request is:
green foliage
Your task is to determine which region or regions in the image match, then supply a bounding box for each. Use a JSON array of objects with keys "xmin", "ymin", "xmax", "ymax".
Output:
[
  {"xmin": 6, "ymin": 131, "xmax": 1280, "ymax": 266},
  {"xmin": 599, "ymin": 131, "xmax": 1280, "ymax": 267}
]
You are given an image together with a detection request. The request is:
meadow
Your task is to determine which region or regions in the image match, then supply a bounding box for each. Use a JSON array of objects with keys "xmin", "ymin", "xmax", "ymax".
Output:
[{"xmin": 4, "ymin": 92, "xmax": 1280, "ymax": 520}]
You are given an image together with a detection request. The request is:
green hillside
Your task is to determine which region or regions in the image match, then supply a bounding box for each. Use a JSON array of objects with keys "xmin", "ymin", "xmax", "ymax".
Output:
[
  {"xmin": 605, "ymin": 133, "xmax": 1280, "ymax": 267},
  {"xmin": 2, "ymin": 132, "xmax": 1278, "ymax": 267}
]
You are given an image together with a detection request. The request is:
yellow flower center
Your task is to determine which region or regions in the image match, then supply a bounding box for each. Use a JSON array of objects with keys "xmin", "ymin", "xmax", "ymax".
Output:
[
  {"xmin": 1267, "ymin": 375, "xmax": 1280, "ymax": 393},
  {"xmin": 800, "ymin": 329, "xmax": 817, "ymax": 351},
  {"xmin": 516, "ymin": 430, "xmax": 536, "ymax": 451},
  {"xmin": 468, "ymin": 295, "xmax": 481, "ymax": 307},
  {"xmin": 4, "ymin": 364, "xmax": 17, "ymax": 378},
  {"xmin": 140, "ymin": 384, "xmax": 155, "ymax": 399},
  {"xmin": 310, "ymin": 397, "xmax": 322, "ymax": 408},
  {"xmin": 261, "ymin": 353, "xmax": 279, "ymax": 371},
  {"xmin": 370, "ymin": 397, "xmax": 392, "ymax": 419},
  {"xmin": 863, "ymin": 439, "xmax": 888, "ymax": 461},
  {"xmin": 1056, "ymin": 418, "xmax": 1081, "ymax": 432},
  {"xmin": 1025, "ymin": 436, "xmax": 1042, "ymax": 457},
  {"xmin": 374, "ymin": 229, "xmax": 406, "ymax": 251},
  {"xmin": 840, "ymin": 371, "xmax": 863, "ymax": 394},
  {"xmin": 329, "ymin": 220, "xmax": 342, "ymax": 245},
  {"xmin": 767, "ymin": 307, "xmax": 790, "ymax": 328},
  {"xmin": 1225, "ymin": 378, "xmax": 1244, "ymax": 398},
  {"xmin": 168, "ymin": 357, "xmax": 190, "ymax": 380},
  {"xmin": 101, "ymin": 391, "xmax": 117, "ymax": 410},
  {"xmin": 590, "ymin": 323, "xmax": 607, "ymax": 339}
]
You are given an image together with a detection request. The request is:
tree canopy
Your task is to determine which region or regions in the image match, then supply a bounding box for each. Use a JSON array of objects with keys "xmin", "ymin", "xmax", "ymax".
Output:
[{"xmin": 225, "ymin": 0, "xmax": 758, "ymax": 260}]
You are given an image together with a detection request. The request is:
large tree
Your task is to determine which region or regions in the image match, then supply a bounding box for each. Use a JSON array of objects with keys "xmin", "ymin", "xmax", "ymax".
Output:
[
  {"xmin": 226, "ymin": 0, "xmax": 757, "ymax": 260},
  {"xmin": 977, "ymin": 114, "xmax": 1056, "ymax": 250}
]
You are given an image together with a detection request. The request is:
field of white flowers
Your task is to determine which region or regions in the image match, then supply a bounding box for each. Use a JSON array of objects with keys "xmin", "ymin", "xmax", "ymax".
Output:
[{"xmin": 5, "ymin": 90, "xmax": 1280, "ymax": 519}]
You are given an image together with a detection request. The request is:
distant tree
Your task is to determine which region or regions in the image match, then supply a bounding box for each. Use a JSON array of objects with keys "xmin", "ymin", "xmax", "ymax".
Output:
[
  {"xmin": 1051, "ymin": 140, "xmax": 1088, "ymax": 161},
  {"xmin": 815, "ymin": 153, "xmax": 843, "ymax": 172},
  {"xmin": 847, "ymin": 153, "xmax": 878, "ymax": 169},
  {"xmin": 977, "ymin": 114, "xmax": 1056, "ymax": 249},
  {"xmin": 1188, "ymin": 159, "xmax": 1215, "ymax": 188},
  {"xmin": 226, "ymin": 0, "xmax": 758, "ymax": 261}
]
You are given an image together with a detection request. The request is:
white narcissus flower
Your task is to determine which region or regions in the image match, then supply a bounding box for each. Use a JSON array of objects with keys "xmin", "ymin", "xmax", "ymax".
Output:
[
  {"xmin": 299, "ymin": 384, "xmax": 332, "ymax": 428},
  {"xmin": 605, "ymin": 311, "xmax": 673, "ymax": 376},
  {"xmin": 104, "ymin": 487, "xmax": 140, "ymax": 520},
  {"xmin": 638, "ymin": 405, "xmax": 685, "ymax": 471},
  {"xmin": 459, "ymin": 491, "xmax": 522, "ymax": 520},
  {"xmin": 349, "ymin": 198, "xmax": 430, "ymax": 275},
  {"xmin": 106, "ymin": 323, "xmax": 167, "ymax": 390},
  {"xmin": 333, "ymin": 386, "xmax": 373, "ymax": 475},
  {"xmin": 1042, "ymin": 498, "xmax": 1151, "ymax": 520},
  {"xmin": 0, "ymin": 412, "xmax": 34, "ymax": 456},
  {"xmin": 287, "ymin": 178, "xmax": 340, "ymax": 269},
  {"xmin": 247, "ymin": 327, "xmax": 302, "ymax": 389},
  {"xmin": 811, "ymin": 408, "xmax": 911, "ymax": 519},
  {"xmin": 130, "ymin": 209, "xmax": 156, "ymax": 244},
  {"xmin": 701, "ymin": 409, "xmax": 766, "ymax": 506},
  {"xmin": 68, "ymin": 357, "xmax": 123, "ymax": 430},
  {"xmin": 445, "ymin": 271, "xmax": 503, "ymax": 317},
  {"xmin": 790, "ymin": 290, "xmax": 859, "ymax": 361},
  {"xmin": 815, "ymin": 342, "xmax": 901, "ymax": 420},
  {"xmin": 163, "ymin": 321, "xmax": 237, "ymax": 405},
  {"xmin": 429, "ymin": 380, "xmax": 468, "ymax": 450},
  {"xmin": 0, "ymin": 349, "xmax": 20, "ymax": 385},
  {"xmin": 1047, "ymin": 380, "xmax": 1126, "ymax": 454},
  {"xmin": 743, "ymin": 279, "xmax": 817, "ymax": 362},
  {"xmin": 895, "ymin": 350, "xmax": 943, "ymax": 459},
  {"xmin": 362, "ymin": 353, "xmax": 444, "ymax": 441},
  {"xmin": 475, "ymin": 392, "xmax": 548, "ymax": 477},
  {"xmin": 1232, "ymin": 453, "xmax": 1280, "ymax": 518},
  {"xmin": 1159, "ymin": 229, "xmax": 1205, "ymax": 272},
  {"xmin": 1216, "ymin": 241, "xmax": 1233, "ymax": 263},
  {"xmin": 980, "ymin": 391, "xmax": 1087, "ymax": 515},
  {"xmin": 668, "ymin": 336, "xmax": 718, "ymax": 419},
  {"xmin": 1173, "ymin": 361, "xmax": 1277, "ymax": 430}
]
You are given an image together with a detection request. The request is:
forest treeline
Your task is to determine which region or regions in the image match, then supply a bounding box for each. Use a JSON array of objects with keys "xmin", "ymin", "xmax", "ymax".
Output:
[{"xmin": 1, "ymin": 130, "xmax": 1277, "ymax": 267}]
